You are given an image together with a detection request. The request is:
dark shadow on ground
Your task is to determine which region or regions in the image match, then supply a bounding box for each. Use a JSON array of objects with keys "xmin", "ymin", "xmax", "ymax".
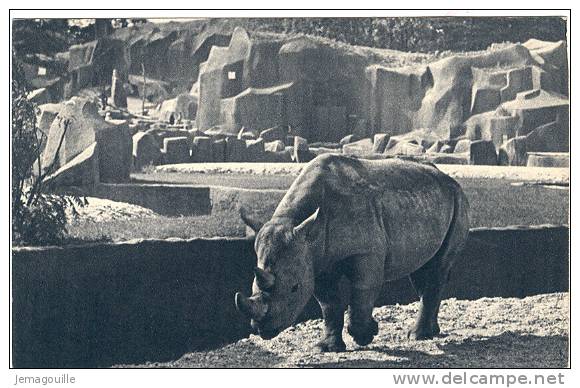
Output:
[
  {"xmin": 140, "ymin": 341, "xmax": 286, "ymax": 368},
  {"xmin": 307, "ymin": 333, "xmax": 568, "ymax": 368}
]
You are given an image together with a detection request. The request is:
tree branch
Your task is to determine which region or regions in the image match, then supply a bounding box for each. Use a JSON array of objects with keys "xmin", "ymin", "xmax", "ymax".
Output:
[{"xmin": 27, "ymin": 118, "xmax": 71, "ymax": 206}]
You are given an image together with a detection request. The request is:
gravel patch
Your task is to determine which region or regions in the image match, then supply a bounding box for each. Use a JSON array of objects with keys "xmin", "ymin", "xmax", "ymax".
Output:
[
  {"xmin": 68, "ymin": 197, "xmax": 158, "ymax": 223},
  {"xmin": 156, "ymin": 163, "xmax": 569, "ymax": 184},
  {"xmin": 122, "ymin": 292, "xmax": 568, "ymax": 368}
]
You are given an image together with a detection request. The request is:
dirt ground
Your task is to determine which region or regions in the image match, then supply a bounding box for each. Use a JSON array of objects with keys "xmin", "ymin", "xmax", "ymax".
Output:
[
  {"xmin": 127, "ymin": 292, "xmax": 569, "ymax": 368},
  {"xmin": 67, "ymin": 197, "xmax": 158, "ymax": 222}
]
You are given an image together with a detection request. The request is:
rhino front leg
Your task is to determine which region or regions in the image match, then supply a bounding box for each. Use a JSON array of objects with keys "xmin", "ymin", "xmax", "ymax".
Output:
[
  {"xmin": 344, "ymin": 253, "xmax": 384, "ymax": 346},
  {"xmin": 313, "ymin": 272, "xmax": 347, "ymax": 353},
  {"xmin": 347, "ymin": 287, "xmax": 380, "ymax": 346}
]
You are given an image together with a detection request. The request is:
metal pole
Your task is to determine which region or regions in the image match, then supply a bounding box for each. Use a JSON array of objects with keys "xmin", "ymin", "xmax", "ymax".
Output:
[{"xmin": 141, "ymin": 63, "xmax": 146, "ymax": 116}]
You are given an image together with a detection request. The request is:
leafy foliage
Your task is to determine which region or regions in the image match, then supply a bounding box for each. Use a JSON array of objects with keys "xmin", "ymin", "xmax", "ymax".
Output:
[
  {"xmin": 12, "ymin": 18, "xmax": 148, "ymax": 56},
  {"xmin": 11, "ymin": 60, "xmax": 86, "ymax": 246},
  {"xmin": 12, "ymin": 17, "xmax": 567, "ymax": 58},
  {"xmin": 239, "ymin": 17, "xmax": 566, "ymax": 53},
  {"xmin": 12, "ymin": 19, "xmax": 72, "ymax": 56}
]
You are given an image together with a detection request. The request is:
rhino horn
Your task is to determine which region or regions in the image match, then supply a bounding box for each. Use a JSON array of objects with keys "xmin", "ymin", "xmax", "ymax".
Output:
[
  {"xmin": 235, "ymin": 292, "xmax": 268, "ymax": 320},
  {"xmin": 254, "ymin": 267, "xmax": 275, "ymax": 290},
  {"xmin": 240, "ymin": 207, "xmax": 264, "ymax": 234},
  {"xmin": 293, "ymin": 208, "xmax": 320, "ymax": 237}
]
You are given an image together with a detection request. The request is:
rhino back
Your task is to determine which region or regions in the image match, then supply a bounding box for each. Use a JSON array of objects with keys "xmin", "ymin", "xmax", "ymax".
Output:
[{"xmin": 274, "ymin": 155, "xmax": 458, "ymax": 279}]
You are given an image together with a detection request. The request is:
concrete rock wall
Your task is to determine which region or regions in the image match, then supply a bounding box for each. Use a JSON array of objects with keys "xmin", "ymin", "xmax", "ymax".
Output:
[
  {"xmin": 66, "ymin": 38, "xmax": 130, "ymax": 97},
  {"xmin": 63, "ymin": 23, "xmax": 232, "ymax": 98},
  {"xmin": 41, "ymin": 97, "xmax": 132, "ymax": 184},
  {"xmin": 12, "ymin": 225, "xmax": 568, "ymax": 367},
  {"xmin": 39, "ymin": 24, "xmax": 569, "ymax": 165},
  {"xmin": 193, "ymin": 29, "xmax": 567, "ymax": 158},
  {"xmin": 197, "ymin": 30, "xmax": 371, "ymax": 142}
]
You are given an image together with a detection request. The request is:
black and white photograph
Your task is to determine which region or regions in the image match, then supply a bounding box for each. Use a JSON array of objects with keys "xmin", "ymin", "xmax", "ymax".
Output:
[{"xmin": 7, "ymin": 6, "xmax": 572, "ymax": 382}]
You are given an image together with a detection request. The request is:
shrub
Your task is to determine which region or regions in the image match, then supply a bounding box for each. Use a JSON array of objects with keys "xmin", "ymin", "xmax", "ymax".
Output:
[
  {"xmin": 11, "ymin": 60, "xmax": 85, "ymax": 245},
  {"xmin": 241, "ymin": 17, "xmax": 566, "ymax": 53}
]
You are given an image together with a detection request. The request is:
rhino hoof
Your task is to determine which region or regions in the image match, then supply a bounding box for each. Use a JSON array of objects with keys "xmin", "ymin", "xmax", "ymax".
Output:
[
  {"xmin": 348, "ymin": 319, "xmax": 378, "ymax": 346},
  {"xmin": 407, "ymin": 321, "xmax": 441, "ymax": 340},
  {"xmin": 314, "ymin": 337, "xmax": 346, "ymax": 353},
  {"xmin": 407, "ymin": 327, "xmax": 434, "ymax": 340}
]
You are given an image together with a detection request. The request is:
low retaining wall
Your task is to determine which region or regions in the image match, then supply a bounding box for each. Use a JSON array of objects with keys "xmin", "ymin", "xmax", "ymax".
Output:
[
  {"xmin": 526, "ymin": 152, "xmax": 570, "ymax": 168},
  {"xmin": 89, "ymin": 183, "xmax": 284, "ymax": 218},
  {"xmin": 91, "ymin": 183, "xmax": 211, "ymax": 216},
  {"xmin": 12, "ymin": 225, "xmax": 568, "ymax": 368}
]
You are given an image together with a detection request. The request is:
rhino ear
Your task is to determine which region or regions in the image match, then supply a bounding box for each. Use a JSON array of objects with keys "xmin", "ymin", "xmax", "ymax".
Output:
[
  {"xmin": 293, "ymin": 208, "xmax": 320, "ymax": 238},
  {"xmin": 240, "ymin": 207, "xmax": 264, "ymax": 235}
]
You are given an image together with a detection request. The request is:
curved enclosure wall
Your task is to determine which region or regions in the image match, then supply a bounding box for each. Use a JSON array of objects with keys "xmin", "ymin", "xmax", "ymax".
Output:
[{"xmin": 11, "ymin": 226, "xmax": 568, "ymax": 367}]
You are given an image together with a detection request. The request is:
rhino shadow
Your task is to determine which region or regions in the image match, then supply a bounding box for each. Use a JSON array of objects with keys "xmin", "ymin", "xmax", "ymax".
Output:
[{"xmin": 304, "ymin": 333, "xmax": 568, "ymax": 368}]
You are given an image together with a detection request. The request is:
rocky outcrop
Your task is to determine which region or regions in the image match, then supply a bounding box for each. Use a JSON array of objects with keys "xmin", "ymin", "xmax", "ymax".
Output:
[
  {"xmin": 36, "ymin": 103, "xmax": 63, "ymax": 133},
  {"xmin": 43, "ymin": 142, "xmax": 99, "ymax": 189},
  {"xmin": 127, "ymin": 74, "xmax": 170, "ymax": 103},
  {"xmin": 196, "ymin": 28, "xmax": 371, "ymax": 142},
  {"xmin": 366, "ymin": 65, "xmax": 432, "ymax": 137},
  {"xmin": 109, "ymin": 22, "xmax": 231, "ymax": 82},
  {"xmin": 196, "ymin": 28, "xmax": 256, "ymax": 131},
  {"xmin": 193, "ymin": 26, "xmax": 567, "ymax": 161},
  {"xmin": 156, "ymin": 94, "xmax": 198, "ymax": 122},
  {"xmin": 30, "ymin": 21, "xmax": 568, "ymax": 166},
  {"xmin": 132, "ymin": 131, "xmax": 161, "ymax": 170},
  {"xmin": 60, "ymin": 23, "xmax": 232, "ymax": 99},
  {"xmin": 65, "ymin": 38, "xmax": 130, "ymax": 98},
  {"xmin": 189, "ymin": 136, "xmax": 212, "ymax": 162},
  {"xmin": 162, "ymin": 137, "xmax": 190, "ymax": 164},
  {"xmin": 111, "ymin": 69, "xmax": 127, "ymax": 108},
  {"xmin": 41, "ymin": 97, "xmax": 132, "ymax": 186},
  {"xmin": 365, "ymin": 40, "xmax": 568, "ymax": 162},
  {"xmin": 526, "ymin": 152, "xmax": 569, "ymax": 168},
  {"xmin": 372, "ymin": 133, "xmax": 389, "ymax": 153},
  {"xmin": 219, "ymin": 83, "xmax": 293, "ymax": 132},
  {"xmin": 498, "ymin": 136, "xmax": 527, "ymax": 166}
]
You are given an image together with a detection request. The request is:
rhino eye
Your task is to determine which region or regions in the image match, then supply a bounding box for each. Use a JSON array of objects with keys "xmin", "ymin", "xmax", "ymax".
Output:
[{"xmin": 291, "ymin": 284, "xmax": 299, "ymax": 293}]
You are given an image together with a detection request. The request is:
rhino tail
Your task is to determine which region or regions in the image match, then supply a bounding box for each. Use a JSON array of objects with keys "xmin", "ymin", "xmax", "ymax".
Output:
[{"xmin": 435, "ymin": 179, "xmax": 471, "ymax": 278}]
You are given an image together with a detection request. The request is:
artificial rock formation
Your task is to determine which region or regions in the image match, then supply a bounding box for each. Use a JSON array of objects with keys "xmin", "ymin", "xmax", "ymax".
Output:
[
  {"xmin": 132, "ymin": 131, "xmax": 162, "ymax": 170},
  {"xmin": 31, "ymin": 21, "xmax": 568, "ymax": 167},
  {"xmin": 162, "ymin": 137, "xmax": 190, "ymax": 164},
  {"xmin": 41, "ymin": 97, "xmax": 132, "ymax": 186},
  {"xmin": 65, "ymin": 38, "xmax": 129, "ymax": 98},
  {"xmin": 200, "ymin": 29, "xmax": 568, "ymax": 164},
  {"xmin": 193, "ymin": 26, "xmax": 568, "ymax": 162},
  {"xmin": 196, "ymin": 28, "xmax": 369, "ymax": 142},
  {"xmin": 111, "ymin": 69, "xmax": 128, "ymax": 108},
  {"xmin": 157, "ymin": 94, "xmax": 198, "ymax": 123},
  {"xmin": 37, "ymin": 103, "xmax": 63, "ymax": 133}
]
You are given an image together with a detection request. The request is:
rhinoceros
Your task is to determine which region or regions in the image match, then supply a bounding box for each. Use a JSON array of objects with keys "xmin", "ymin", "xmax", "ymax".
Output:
[{"xmin": 235, "ymin": 154, "xmax": 469, "ymax": 352}]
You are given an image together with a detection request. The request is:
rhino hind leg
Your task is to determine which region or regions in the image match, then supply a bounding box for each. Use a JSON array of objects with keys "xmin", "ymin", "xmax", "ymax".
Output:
[
  {"xmin": 408, "ymin": 184, "xmax": 469, "ymax": 340},
  {"xmin": 313, "ymin": 272, "xmax": 347, "ymax": 353},
  {"xmin": 314, "ymin": 333, "xmax": 347, "ymax": 353},
  {"xmin": 407, "ymin": 265, "xmax": 446, "ymax": 341},
  {"xmin": 407, "ymin": 229, "xmax": 465, "ymax": 339}
]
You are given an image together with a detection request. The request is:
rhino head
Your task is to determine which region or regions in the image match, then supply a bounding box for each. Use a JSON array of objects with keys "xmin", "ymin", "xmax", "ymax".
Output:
[{"xmin": 235, "ymin": 208, "xmax": 319, "ymax": 339}]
